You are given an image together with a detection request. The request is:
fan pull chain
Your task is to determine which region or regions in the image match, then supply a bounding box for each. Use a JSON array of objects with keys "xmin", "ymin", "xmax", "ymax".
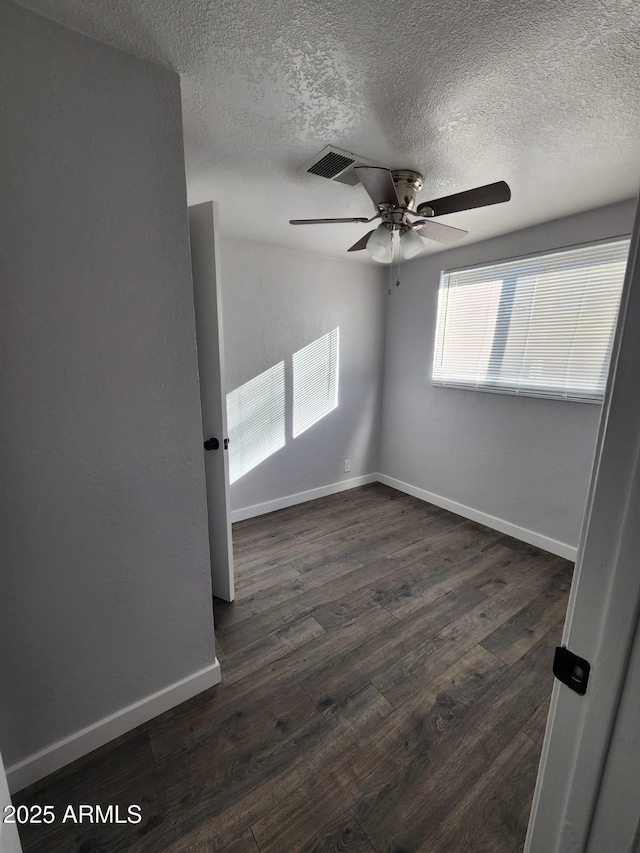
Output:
[{"xmin": 387, "ymin": 232, "xmax": 401, "ymax": 294}]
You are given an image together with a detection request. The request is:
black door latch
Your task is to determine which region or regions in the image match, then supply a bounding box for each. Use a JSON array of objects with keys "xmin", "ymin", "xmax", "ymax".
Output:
[
  {"xmin": 553, "ymin": 646, "xmax": 590, "ymax": 696},
  {"xmin": 203, "ymin": 437, "xmax": 219, "ymax": 451}
]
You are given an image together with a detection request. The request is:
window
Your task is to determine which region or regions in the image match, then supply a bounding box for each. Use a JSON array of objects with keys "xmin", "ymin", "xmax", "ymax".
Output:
[{"xmin": 433, "ymin": 238, "xmax": 630, "ymax": 402}]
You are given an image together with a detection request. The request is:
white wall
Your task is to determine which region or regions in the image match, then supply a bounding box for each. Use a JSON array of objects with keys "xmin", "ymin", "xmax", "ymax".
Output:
[
  {"xmin": 379, "ymin": 199, "xmax": 637, "ymax": 553},
  {"xmin": 0, "ymin": 1, "xmax": 215, "ymax": 780},
  {"xmin": 219, "ymin": 238, "xmax": 386, "ymax": 514}
]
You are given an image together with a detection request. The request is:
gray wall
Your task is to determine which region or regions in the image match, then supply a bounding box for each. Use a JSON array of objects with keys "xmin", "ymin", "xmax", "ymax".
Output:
[
  {"xmin": 219, "ymin": 238, "xmax": 386, "ymax": 513},
  {"xmin": 0, "ymin": 2, "xmax": 215, "ymax": 768},
  {"xmin": 379, "ymin": 199, "xmax": 637, "ymax": 550}
]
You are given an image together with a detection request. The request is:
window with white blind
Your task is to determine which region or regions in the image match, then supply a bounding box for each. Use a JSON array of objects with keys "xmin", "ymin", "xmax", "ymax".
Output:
[{"xmin": 432, "ymin": 238, "xmax": 630, "ymax": 402}]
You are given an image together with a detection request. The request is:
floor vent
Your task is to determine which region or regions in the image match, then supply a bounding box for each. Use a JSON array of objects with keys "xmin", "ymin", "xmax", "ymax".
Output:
[{"xmin": 303, "ymin": 146, "xmax": 385, "ymax": 187}]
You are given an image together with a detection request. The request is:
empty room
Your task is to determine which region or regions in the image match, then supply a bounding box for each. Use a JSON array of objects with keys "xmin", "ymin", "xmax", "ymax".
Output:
[{"xmin": 2, "ymin": 1, "xmax": 640, "ymax": 852}]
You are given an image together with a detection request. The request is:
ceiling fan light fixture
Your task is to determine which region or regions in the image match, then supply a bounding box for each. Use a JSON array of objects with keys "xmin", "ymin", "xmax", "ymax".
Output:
[
  {"xmin": 400, "ymin": 229, "xmax": 425, "ymax": 260},
  {"xmin": 289, "ymin": 166, "xmax": 511, "ymax": 257},
  {"xmin": 366, "ymin": 223, "xmax": 393, "ymax": 261}
]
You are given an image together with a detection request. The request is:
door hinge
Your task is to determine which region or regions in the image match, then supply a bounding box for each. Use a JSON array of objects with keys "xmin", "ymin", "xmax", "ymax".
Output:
[{"xmin": 553, "ymin": 646, "xmax": 591, "ymax": 696}]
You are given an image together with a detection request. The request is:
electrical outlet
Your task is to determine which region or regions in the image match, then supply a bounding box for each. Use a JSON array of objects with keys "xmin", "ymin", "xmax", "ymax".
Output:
[{"xmin": 344, "ymin": 459, "xmax": 351, "ymax": 473}]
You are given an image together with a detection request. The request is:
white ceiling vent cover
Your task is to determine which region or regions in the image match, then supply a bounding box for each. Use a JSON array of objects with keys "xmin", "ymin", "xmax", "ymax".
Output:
[{"xmin": 303, "ymin": 146, "xmax": 385, "ymax": 187}]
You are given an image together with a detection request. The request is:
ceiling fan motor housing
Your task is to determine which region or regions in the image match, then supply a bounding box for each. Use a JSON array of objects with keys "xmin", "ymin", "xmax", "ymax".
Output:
[
  {"xmin": 379, "ymin": 170, "xmax": 426, "ymax": 230},
  {"xmin": 390, "ymin": 170, "xmax": 423, "ymax": 211}
]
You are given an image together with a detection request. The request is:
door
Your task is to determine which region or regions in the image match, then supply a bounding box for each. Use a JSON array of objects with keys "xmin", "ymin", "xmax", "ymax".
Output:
[
  {"xmin": 525, "ymin": 191, "xmax": 640, "ymax": 852},
  {"xmin": 587, "ymin": 611, "xmax": 640, "ymax": 850},
  {"xmin": 0, "ymin": 750, "xmax": 22, "ymax": 852},
  {"xmin": 189, "ymin": 201, "xmax": 235, "ymax": 602}
]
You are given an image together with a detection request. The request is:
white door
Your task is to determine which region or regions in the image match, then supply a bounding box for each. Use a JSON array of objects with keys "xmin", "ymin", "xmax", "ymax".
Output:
[
  {"xmin": 189, "ymin": 201, "xmax": 235, "ymax": 603},
  {"xmin": 525, "ymin": 192, "xmax": 640, "ymax": 852},
  {"xmin": 587, "ymin": 611, "xmax": 640, "ymax": 850},
  {"xmin": 0, "ymin": 750, "xmax": 22, "ymax": 852}
]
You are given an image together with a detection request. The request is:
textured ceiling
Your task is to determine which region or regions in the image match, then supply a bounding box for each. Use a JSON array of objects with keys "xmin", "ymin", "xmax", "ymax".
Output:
[{"xmin": 17, "ymin": 0, "xmax": 640, "ymax": 260}]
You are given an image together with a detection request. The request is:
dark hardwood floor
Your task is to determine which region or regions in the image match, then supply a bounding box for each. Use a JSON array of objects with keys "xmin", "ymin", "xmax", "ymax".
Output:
[{"xmin": 14, "ymin": 483, "xmax": 572, "ymax": 852}]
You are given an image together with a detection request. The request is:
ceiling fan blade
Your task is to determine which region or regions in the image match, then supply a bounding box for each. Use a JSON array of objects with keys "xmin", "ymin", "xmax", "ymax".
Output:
[
  {"xmin": 347, "ymin": 230, "xmax": 375, "ymax": 252},
  {"xmin": 354, "ymin": 166, "xmax": 399, "ymax": 209},
  {"xmin": 289, "ymin": 217, "xmax": 371, "ymax": 225},
  {"xmin": 417, "ymin": 180, "xmax": 511, "ymax": 217},
  {"xmin": 412, "ymin": 219, "xmax": 468, "ymax": 244}
]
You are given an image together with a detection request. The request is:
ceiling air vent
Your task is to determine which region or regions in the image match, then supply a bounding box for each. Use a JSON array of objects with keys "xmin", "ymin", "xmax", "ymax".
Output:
[{"xmin": 303, "ymin": 146, "xmax": 386, "ymax": 187}]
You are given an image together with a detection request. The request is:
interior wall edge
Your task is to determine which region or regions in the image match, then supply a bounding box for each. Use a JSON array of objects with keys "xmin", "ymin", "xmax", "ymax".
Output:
[{"xmin": 6, "ymin": 661, "xmax": 221, "ymax": 795}]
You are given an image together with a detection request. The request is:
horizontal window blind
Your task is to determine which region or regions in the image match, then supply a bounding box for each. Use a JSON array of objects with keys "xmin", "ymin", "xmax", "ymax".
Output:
[{"xmin": 433, "ymin": 238, "xmax": 630, "ymax": 402}]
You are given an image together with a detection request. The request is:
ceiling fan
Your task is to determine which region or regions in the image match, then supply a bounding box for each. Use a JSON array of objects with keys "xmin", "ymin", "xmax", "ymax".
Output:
[{"xmin": 290, "ymin": 167, "xmax": 511, "ymax": 263}]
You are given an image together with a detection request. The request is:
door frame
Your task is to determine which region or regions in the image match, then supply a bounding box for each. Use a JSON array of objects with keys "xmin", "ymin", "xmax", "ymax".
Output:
[{"xmin": 525, "ymin": 189, "xmax": 640, "ymax": 852}]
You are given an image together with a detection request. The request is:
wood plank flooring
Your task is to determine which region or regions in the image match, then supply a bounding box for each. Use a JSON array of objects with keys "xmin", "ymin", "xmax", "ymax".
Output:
[{"xmin": 13, "ymin": 483, "xmax": 572, "ymax": 852}]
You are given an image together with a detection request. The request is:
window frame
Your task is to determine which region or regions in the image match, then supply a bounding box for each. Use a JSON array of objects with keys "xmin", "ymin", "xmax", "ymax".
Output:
[{"xmin": 431, "ymin": 235, "xmax": 631, "ymax": 404}]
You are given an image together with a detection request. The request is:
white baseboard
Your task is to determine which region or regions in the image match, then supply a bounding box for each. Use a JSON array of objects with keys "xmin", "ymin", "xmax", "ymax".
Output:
[
  {"xmin": 8, "ymin": 476, "xmax": 573, "ymax": 794},
  {"xmin": 375, "ymin": 473, "xmax": 578, "ymax": 561},
  {"xmin": 7, "ymin": 659, "xmax": 221, "ymax": 794},
  {"xmin": 232, "ymin": 471, "xmax": 577, "ymax": 560},
  {"xmin": 231, "ymin": 474, "xmax": 378, "ymax": 522}
]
